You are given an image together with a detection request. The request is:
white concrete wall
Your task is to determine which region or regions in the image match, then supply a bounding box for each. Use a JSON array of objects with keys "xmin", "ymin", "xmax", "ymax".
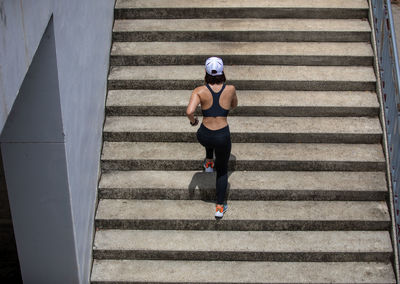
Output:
[
  {"xmin": 0, "ymin": 0, "xmax": 53, "ymax": 126},
  {"xmin": 0, "ymin": 0, "xmax": 114, "ymax": 283}
]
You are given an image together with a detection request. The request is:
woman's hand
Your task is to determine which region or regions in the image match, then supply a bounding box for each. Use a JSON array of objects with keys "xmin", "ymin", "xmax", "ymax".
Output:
[{"xmin": 190, "ymin": 117, "xmax": 199, "ymax": 126}]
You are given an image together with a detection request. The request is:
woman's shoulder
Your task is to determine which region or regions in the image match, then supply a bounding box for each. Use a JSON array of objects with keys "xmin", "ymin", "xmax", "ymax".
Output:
[
  {"xmin": 193, "ymin": 85, "xmax": 209, "ymax": 95},
  {"xmin": 193, "ymin": 85, "xmax": 208, "ymax": 91},
  {"xmin": 224, "ymin": 84, "xmax": 236, "ymax": 93}
]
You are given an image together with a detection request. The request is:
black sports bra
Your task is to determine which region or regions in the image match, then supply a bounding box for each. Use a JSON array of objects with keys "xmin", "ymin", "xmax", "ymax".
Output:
[{"xmin": 201, "ymin": 84, "xmax": 229, "ymax": 117}]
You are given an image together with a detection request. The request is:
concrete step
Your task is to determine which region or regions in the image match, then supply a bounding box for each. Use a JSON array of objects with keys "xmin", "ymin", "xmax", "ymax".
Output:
[
  {"xmin": 114, "ymin": 0, "xmax": 369, "ymax": 19},
  {"xmin": 106, "ymin": 90, "xmax": 380, "ymax": 117},
  {"xmin": 101, "ymin": 142, "xmax": 385, "ymax": 171},
  {"xmin": 108, "ymin": 65, "xmax": 376, "ymax": 91},
  {"xmin": 95, "ymin": 199, "xmax": 390, "ymax": 230},
  {"xmin": 110, "ymin": 42, "xmax": 373, "ymax": 66},
  {"xmin": 103, "ymin": 116, "xmax": 382, "ymax": 143},
  {"xmin": 91, "ymin": 260, "xmax": 396, "ymax": 284},
  {"xmin": 93, "ymin": 230, "xmax": 392, "ymax": 262},
  {"xmin": 112, "ymin": 18, "xmax": 371, "ymax": 42},
  {"xmin": 99, "ymin": 171, "xmax": 388, "ymax": 201}
]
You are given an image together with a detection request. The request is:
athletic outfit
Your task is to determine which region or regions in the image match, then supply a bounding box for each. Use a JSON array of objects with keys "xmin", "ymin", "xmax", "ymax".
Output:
[{"xmin": 196, "ymin": 83, "xmax": 232, "ymax": 205}]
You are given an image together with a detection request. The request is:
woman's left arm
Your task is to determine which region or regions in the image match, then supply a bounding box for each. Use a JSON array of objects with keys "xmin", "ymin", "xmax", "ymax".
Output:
[{"xmin": 186, "ymin": 88, "xmax": 201, "ymax": 125}]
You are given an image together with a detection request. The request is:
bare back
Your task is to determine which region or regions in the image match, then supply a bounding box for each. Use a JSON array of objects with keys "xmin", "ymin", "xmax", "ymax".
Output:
[{"xmin": 196, "ymin": 84, "xmax": 237, "ymax": 130}]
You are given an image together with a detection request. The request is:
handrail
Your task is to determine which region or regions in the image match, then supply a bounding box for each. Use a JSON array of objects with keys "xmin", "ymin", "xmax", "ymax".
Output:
[{"xmin": 371, "ymin": 0, "xmax": 400, "ymax": 279}]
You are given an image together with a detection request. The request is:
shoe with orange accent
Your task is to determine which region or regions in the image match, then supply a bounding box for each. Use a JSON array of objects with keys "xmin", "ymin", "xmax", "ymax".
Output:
[
  {"xmin": 215, "ymin": 204, "xmax": 228, "ymax": 219},
  {"xmin": 203, "ymin": 160, "xmax": 214, "ymax": 173}
]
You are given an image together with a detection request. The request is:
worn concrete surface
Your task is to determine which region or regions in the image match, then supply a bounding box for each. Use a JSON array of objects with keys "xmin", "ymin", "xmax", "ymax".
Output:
[
  {"xmin": 94, "ymin": 0, "xmax": 395, "ymax": 282},
  {"xmin": 116, "ymin": 0, "xmax": 368, "ymax": 9},
  {"xmin": 114, "ymin": 0, "xmax": 369, "ymax": 20},
  {"xmin": 104, "ymin": 116, "xmax": 382, "ymax": 134},
  {"xmin": 107, "ymin": 90, "xmax": 378, "ymax": 107},
  {"xmin": 112, "ymin": 42, "xmax": 373, "ymax": 56},
  {"xmin": 98, "ymin": 170, "xmax": 388, "ymax": 201},
  {"xmin": 99, "ymin": 170, "xmax": 386, "ymax": 190},
  {"xmin": 93, "ymin": 229, "xmax": 392, "ymax": 254},
  {"xmin": 106, "ymin": 90, "xmax": 379, "ymax": 116},
  {"xmin": 102, "ymin": 142, "xmax": 385, "ymax": 162},
  {"xmin": 103, "ymin": 116, "xmax": 382, "ymax": 143},
  {"xmin": 96, "ymin": 199, "xmax": 389, "ymax": 222},
  {"xmin": 114, "ymin": 19, "xmax": 371, "ymax": 32},
  {"xmin": 91, "ymin": 260, "xmax": 395, "ymax": 283},
  {"xmin": 108, "ymin": 65, "xmax": 376, "ymax": 92},
  {"xmin": 109, "ymin": 65, "xmax": 376, "ymax": 82},
  {"xmin": 115, "ymin": 10, "xmax": 368, "ymax": 21},
  {"xmin": 100, "ymin": 170, "xmax": 386, "ymax": 191},
  {"xmin": 112, "ymin": 18, "xmax": 371, "ymax": 42},
  {"xmin": 101, "ymin": 142, "xmax": 386, "ymax": 171},
  {"xmin": 94, "ymin": 198, "xmax": 390, "ymax": 230},
  {"xmin": 111, "ymin": 42, "xmax": 374, "ymax": 66}
]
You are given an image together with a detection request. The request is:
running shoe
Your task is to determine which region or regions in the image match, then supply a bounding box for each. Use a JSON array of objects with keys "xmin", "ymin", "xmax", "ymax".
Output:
[
  {"xmin": 215, "ymin": 204, "xmax": 228, "ymax": 219},
  {"xmin": 203, "ymin": 160, "xmax": 214, "ymax": 173}
]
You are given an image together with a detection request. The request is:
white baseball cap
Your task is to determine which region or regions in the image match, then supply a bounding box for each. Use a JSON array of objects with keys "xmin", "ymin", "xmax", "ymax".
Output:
[{"xmin": 205, "ymin": 57, "xmax": 224, "ymax": 76}]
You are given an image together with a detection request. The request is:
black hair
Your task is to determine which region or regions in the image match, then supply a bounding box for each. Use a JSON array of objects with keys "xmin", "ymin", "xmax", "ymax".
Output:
[{"xmin": 205, "ymin": 72, "xmax": 226, "ymax": 84}]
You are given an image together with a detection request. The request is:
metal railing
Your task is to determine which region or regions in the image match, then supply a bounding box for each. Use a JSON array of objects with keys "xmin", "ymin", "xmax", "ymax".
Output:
[{"xmin": 371, "ymin": 0, "xmax": 400, "ymax": 273}]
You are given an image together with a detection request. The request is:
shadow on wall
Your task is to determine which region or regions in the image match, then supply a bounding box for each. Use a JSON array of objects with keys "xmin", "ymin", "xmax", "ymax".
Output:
[{"xmin": 0, "ymin": 150, "xmax": 22, "ymax": 283}]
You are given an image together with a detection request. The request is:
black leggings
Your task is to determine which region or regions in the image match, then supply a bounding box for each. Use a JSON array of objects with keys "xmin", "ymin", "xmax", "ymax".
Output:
[{"xmin": 196, "ymin": 123, "xmax": 231, "ymax": 204}]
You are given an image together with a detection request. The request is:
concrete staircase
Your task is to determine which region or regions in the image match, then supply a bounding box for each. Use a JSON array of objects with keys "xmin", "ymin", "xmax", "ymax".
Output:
[{"xmin": 91, "ymin": 0, "xmax": 396, "ymax": 282}]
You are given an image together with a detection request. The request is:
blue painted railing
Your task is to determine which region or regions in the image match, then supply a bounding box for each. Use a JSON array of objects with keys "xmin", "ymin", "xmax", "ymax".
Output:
[{"xmin": 371, "ymin": 0, "xmax": 400, "ymax": 263}]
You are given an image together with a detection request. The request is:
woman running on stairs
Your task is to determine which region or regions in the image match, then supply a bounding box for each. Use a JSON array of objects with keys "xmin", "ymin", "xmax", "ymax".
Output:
[{"xmin": 186, "ymin": 57, "xmax": 238, "ymax": 219}]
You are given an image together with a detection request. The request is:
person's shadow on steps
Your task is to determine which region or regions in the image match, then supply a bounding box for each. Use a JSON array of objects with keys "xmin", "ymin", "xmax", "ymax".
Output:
[{"xmin": 187, "ymin": 154, "xmax": 236, "ymax": 202}]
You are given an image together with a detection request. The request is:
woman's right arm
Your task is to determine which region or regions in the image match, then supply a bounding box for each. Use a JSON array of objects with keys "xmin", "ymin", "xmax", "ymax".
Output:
[{"xmin": 186, "ymin": 88, "xmax": 201, "ymax": 125}]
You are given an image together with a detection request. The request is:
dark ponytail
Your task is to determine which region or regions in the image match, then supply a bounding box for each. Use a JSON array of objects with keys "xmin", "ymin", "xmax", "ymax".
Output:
[{"xmin": 205, "ymin": 72, "xmax": 226, "ymax": 84}]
